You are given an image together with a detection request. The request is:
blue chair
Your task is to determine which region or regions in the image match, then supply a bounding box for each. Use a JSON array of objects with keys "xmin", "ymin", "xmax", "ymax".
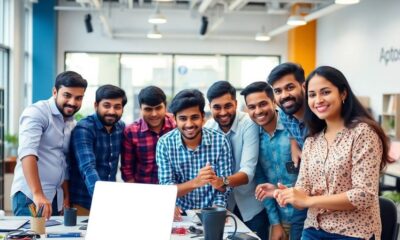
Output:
[{"xmin": 380, "ymin": 197, "xmax": 399, "ymax": 240}]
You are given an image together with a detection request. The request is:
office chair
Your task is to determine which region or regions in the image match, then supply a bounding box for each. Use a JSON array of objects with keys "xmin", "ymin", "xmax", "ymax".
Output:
[{"xmin": 380, "ymin": 197, "xmax": 400, "ymax": 240}]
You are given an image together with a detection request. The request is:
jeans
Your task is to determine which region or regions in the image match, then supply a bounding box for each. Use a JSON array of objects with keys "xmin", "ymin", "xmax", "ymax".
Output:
[
  {"xmin": 302, "ymin": 227, "xmax": 374, "ymax": 240},
  {"xmin": 12, "ymin": 191, "xmax": 59, "ymax": 216},
  {"xmin": 288, "ymin": 208, "xmax": 307, "ymax": 240},
  {"xmin": 234, "ymin": 207, "xmax": 269, "ymax": 240}
]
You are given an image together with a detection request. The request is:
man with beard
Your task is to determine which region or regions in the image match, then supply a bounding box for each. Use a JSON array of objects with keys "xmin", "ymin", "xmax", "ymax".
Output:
[
  {"xmin": 69, "ymin": 85, "xmax": 127, "ymax": 215},
  {"xmin": 121, "ymin": 86, "xmax": 175, "ymax": 184},
  {"xmin": 204, "ymin": 81, "xmax": 269, "ymax": 240},
  {"xmin": 242, "ymin": 82, "xmax": 306, "ymax": 240},
  {"xmin": 156, "ymin": 89, "xmax": 233, "ymax": 220},
  {"xmin": 267, "ymin": 63, "xmax": 307, "ymax": 167},
  {"xmin": 11, "ymin": 71, "xmax": 87, "ymax": 219}
]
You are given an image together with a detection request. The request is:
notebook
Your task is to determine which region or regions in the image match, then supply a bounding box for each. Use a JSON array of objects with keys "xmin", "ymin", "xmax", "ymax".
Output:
[
  {"xmin": 85, "ymin": 181, "xmax": 177, "ymax": 240},
  {"xmin": 0, "ymin": 219, "xmax": 29, "ymax": 232}
]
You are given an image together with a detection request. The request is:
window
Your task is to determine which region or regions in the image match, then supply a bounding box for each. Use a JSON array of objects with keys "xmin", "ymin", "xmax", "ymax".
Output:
[
  {"xmin": 65, "ymin": 52, "xmax": 279, "ymax": 122},
  {"xmin": 120, "ymin": 54, "xmax": 173, "ymax": 123},
  {"xmin": 65, "ymin": 53, "xmax": 120, "ymax": 118}
]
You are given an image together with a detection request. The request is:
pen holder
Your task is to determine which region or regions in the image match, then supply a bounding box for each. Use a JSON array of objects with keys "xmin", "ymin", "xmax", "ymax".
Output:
[
  {"xmin": 64, "ymin": 208, "xmax": 77, "ymax": 226},
  {"xmin": 31, "ymin": 217, "xmax": 46, "ymax": 234}
]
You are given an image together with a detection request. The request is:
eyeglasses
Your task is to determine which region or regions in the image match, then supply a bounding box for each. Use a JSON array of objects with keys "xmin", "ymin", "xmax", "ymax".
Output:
[{"xmin": 5, "ymin": 230, "xmax": 40, "ymax": 239}]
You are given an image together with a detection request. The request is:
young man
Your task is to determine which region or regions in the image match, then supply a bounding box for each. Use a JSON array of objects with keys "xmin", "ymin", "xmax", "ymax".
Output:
[
  {"xmin": 241, "ymin": 82, "xmax": 306, "ymax": 240},
  {"xmin": 121, "ymin": 86, "xmax": 175, "ymax": 184},
  {"xmin": 205, "ymin": 81, "xmax": 269, "ymax": 240},
  {"xmin": 11, "ymin": 71, "xmax": 87, "ymax": 219},
  {"xmin": 267, "ymin": 62, "xmax": 307, "ymax": 166},
  {"xmin": 69, "ymin": 85, "xmax": 127, "ymax": 215},
  {"xmin": 156, "ymin": 89, "xmax": 233, "ymax": 220}
]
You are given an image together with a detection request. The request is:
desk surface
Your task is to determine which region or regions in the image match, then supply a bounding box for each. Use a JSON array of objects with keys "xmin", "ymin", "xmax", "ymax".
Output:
[{"xmin": 0, "ymin": 211, "xmax": 259, "ymax": 240}]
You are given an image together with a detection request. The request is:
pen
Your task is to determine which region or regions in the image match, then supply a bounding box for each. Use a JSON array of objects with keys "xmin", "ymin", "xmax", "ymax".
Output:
[{"xmin": 46, "ymin": 232, "xmax": 81, "ymax": 238}]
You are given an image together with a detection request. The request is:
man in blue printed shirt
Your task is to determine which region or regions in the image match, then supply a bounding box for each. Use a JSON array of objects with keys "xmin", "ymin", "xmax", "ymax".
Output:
[
  {"xmin": 205, "ymin": 81, "xmax": 269, "ymax": 240},
  {"xmin": 69, "ymin": 85, "xmax": 127, "ymax": 215},
  {"xmin": 156, "ymin": 89, "xmax": 233, "ymax": 221},
  {"xmin": 241, "ymin": 82, "xmax": 306, "ymax": 240},
  {"xmin": 267, "ymin": 63, "xmax": 308, "ymax": 167}
]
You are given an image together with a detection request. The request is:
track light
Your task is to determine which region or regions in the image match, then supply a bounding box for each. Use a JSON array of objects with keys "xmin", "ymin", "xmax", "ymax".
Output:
[
  {"xmin": 148, "ymin": 5, "xmax": 167, "ymax": 24},
  {"xmin": 287, "ymin": 15, "xmax": 306, "ymax": 26},
  {"xmin": 85, "ymin": 14, "xmax": 93, "ymax": 33},
  {"xmin": 335, "ymin": 0, "xmax": 360, "ymax": 4},
  {"xmin": 255, "ymin": 26, "xmax": 271, "ymax": 42},
  {"xmin": 147, "ymin": 25, "xmax": 162, "ymax": 39}
]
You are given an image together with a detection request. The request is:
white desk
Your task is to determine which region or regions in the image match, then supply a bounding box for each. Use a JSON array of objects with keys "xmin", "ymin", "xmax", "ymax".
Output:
[
  {"xmin": 0, "ymin": 212, "xmax": 259, "ymax": 240},
  {"xmin": 0, "ymin": 216, "xmax": 87, "ymax": 240}
]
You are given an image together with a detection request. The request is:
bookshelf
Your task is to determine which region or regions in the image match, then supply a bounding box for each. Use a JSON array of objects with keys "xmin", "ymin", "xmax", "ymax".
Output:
[{"xmin": 382, "ymin": 94, "xmax": 400, "ymax": 138}]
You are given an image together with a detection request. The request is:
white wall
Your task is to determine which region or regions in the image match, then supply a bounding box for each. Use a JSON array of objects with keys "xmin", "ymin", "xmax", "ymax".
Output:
[
  {"xmin": 57, "ymin": 9, "xmax": 288, "ymax": 73},
  {"xmin": 317, "ymin": 0, "xmax": 400, "ymax": 117}
]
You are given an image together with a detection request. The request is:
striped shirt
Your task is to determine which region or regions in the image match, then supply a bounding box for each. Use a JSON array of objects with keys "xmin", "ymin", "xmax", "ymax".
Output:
[{"xmin": 156, "ymin": 128, "xmax": 233, "ymax": 210}]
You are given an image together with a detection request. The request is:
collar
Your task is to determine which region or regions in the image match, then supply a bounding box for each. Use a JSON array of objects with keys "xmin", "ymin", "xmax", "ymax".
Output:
[
  {"xmin": 176, "ymin": 128, "xmax": 212, "ymax": 150},
  {"xmin": 259, "ymin": 110, "xmax": 284, "ymax": 134},
  {"xmin": 140, "ymin": 114, "xmax": 174, "ymax": 133},
  {"xmin": 49, "ymin": 97, "xmax": 73, "ymax": 122}
]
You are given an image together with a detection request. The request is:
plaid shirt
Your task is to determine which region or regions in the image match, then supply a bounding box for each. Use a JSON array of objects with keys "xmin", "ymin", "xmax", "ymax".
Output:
[
  {"xmin": 156, "ymin": 128, "xmax": 233, "ymax": 210},
  {"xmin": 69, "ymin": 114, "xmax": 124, "ymax": 210},
  {"xmin": 255, "ymin": 112, "xmax": 306, "ymax": 226},
  {"xmin": 278, "ymin": 108, "xmax": 308, "ymax": 148},
  {"xmin": 121, "ymin": 115, "xmax": 176, "ymax": 184}
]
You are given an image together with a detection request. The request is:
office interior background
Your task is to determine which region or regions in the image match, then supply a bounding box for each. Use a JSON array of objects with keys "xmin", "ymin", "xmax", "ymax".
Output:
[{"xmin": 0, "ymin": 0, "xmax": 399, "ymax": 213}]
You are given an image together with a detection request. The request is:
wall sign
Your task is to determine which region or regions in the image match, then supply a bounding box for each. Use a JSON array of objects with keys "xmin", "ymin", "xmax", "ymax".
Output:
[{"xmin": 380, "ymin": 47, "xmax": 400, "ymax": 65}]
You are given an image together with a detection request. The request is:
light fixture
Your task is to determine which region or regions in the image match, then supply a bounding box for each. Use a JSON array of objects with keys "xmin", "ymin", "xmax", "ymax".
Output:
[
  {"xmin": 147, "ymin": 25, "xmax": 163, "ymax": 39},
  {"xmin": 287, "ymin": 15, "xmax": 306, "ymax": 26},
  {"xmin": 148, "ymin": 5, "xmax": 167, "ymax": 24},
  {"xmin": 335, "ymin": 0, "xmax": 360, "ymax": 4},
  {"xmin": 255, "ymin": 26, "xmax": 271, "ymax": 42}
]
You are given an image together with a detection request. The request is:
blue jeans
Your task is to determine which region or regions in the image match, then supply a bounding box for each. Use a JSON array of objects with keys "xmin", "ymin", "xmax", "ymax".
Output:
[
  {"xmin": 302, "ymin": 227, "xmax": 374, "ymax": 240},
  {"xmin": 288, "ymin": 208, "xmax": 307, "ymax": 240},
  {"xmin": 12, "ymin": 191, "xmax": 59, "ymax": 216},
  {"xmin": 234, "ymin": 207, "xmax": 269, "ymax": 240}
]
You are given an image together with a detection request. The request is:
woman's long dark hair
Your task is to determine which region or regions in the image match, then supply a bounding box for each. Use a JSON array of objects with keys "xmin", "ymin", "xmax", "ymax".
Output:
[{"xmin": 304, "ymin": 66, "xmax": 391, "ymax": 171}]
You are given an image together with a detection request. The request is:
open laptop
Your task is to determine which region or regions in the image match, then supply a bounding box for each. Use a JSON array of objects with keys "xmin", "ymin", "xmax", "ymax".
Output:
[{"xmin": 85, "ymin": 181, "xmax": 177, "ymax": 240}]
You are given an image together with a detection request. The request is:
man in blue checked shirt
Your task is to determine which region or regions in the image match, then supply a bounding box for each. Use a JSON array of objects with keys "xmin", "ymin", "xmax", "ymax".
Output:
[
  {"xmin": 156, "ymin": 89, "xmax": 233, "ymax": 221},
  {"xmin": 267, "ymin": 63, "xmax": 308, "ymax": 168},
  {"xmin": 241, "ymin": 82, "xmax": 306, "ymax": 240},
  {"xmin": 69, "ymin": 85, "xmax": 127, "ymax": 215}
]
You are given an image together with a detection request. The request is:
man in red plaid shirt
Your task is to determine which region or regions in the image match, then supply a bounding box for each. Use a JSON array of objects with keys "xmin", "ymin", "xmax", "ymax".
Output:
[{"xmin": 121, "ymin": 86, "xmax": 176, "ymax": 184}]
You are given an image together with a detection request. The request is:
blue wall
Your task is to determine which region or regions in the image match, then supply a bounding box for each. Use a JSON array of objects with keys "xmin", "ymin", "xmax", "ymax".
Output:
[{"xmin": 32, "ymin": 0, "xmax": 57, "ymax": 102}]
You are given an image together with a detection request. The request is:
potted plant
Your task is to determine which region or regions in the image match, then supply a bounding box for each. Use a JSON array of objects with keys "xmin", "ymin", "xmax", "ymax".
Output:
[{"xmin": 5, "ymin": 133, "xmax": 18, "ymax": 161}]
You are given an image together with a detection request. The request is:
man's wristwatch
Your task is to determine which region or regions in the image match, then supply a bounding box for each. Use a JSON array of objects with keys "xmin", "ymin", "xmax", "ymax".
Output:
[{"xmin": 222, "ymin": 177, "xmax": 230, "ymax": 188}]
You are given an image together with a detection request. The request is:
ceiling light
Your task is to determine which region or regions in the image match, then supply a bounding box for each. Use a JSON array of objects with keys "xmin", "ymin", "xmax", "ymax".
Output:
[
  {"xmin": 148, "ymin": 6, "xmax": 167, "ymax": 24},
  {"xmin": 287, "ymin": 15, "xmax": 306, "ymax": 26},
  {"xmin": 255, "ymin": 26, "xmax": 271, "ymax": 42},
  {"xmin": 147, "ymin": 25, "xmax": 162, "ymax": 39},
  {"xmin": 335, "ymin": 0, "xmax": 360, "ymax": 4}
]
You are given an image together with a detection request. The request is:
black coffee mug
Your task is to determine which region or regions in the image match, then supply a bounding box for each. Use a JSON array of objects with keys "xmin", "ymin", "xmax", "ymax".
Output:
[
  {"xmin": 64, "ymin": 208, "xmax": 77, "ymax": 226},
  {"xmin": 201, "ymin": 207, "xmax": 237, "ymax": 240}
]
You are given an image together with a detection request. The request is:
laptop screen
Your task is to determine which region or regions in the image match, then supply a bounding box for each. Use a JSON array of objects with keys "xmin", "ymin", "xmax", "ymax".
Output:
[{"xmin": 86, "ymin": 181, "xmax": 177, "ymax": 240}]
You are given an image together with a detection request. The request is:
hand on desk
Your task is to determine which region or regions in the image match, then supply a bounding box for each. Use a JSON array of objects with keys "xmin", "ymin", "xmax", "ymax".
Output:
[{"xmin": 174, "ymin": 207, "xmax": 183, "ymax": 222}]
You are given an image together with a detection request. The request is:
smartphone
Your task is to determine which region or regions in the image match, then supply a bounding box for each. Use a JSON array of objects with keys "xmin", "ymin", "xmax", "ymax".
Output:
[{"xmin": 285, "ymin": 161, "xmax": 299, "ymax": 174}]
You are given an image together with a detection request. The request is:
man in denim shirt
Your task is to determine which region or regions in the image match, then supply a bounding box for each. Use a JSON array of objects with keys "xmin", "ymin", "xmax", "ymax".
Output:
[
  {"xmin": 69, "ymin": 85, "xmax": 127, "ymax": 215},
  {"xmin": 241, "ymin": 82, "xmax": 306, "ymax": 240}
]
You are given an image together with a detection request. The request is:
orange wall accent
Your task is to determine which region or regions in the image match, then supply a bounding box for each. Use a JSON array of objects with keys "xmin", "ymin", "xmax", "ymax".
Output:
[{"xmin": 288, "ymin": 20, "xmax": 316, "ymax": 77}]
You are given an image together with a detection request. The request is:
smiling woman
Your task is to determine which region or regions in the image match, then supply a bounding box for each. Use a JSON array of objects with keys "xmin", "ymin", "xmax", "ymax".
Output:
[{"xmin": 274, "ymin": 66, "xmax": 391, "ymax": 240}]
